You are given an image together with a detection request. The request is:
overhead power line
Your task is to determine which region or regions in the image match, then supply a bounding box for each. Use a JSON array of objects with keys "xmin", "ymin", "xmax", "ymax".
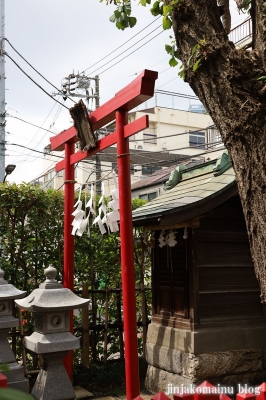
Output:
[
  {"xmin": 86, "ymin": 24, "xmax": 162, "ymax": 77},
  {"xmin": 10, "ymin": 102, "xmax": 60, "ymax": 166},
  {"xmin": 6, "ymin": 114, "xmax": 56, "ymax": 134},
  {"xmin": 94, "ymin": 30, "xmax": 164, "ymax": 76},
  {"xmin": 5, "ymin": 53, "xmax": 70, "ymax": 110},
  {"xmin": 6, "ymin": 142, "xmax": 65, "ymax": 159},
  {"xmin": 80, "ymin": 16, "xmax": 161, "ymax": 75},
  {"xmin": 3, "ymin": 38, "xmax": 76, "ymax": 105}
]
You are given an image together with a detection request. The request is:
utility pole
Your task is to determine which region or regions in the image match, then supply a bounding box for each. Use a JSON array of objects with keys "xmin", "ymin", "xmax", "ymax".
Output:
[
  {"xmin": 0, "ymin": 0, "xmax": 5, "ymax": 183},
  {"xmin": 55, "ymin": 73, "xmax": 102, "ymax": 193}
]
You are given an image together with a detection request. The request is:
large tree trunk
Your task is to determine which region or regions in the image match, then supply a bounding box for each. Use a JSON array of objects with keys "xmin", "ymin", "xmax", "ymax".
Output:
[{"xmin": 171, "ymin": 0, "xmax": 266, "ymax": 301}]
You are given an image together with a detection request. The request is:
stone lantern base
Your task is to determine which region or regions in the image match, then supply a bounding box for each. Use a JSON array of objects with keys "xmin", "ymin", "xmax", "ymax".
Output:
[
  {"xmin": 0, "ymin": 325, "xmax": 29, "ymax": 393},
  {"xmin": 31, "ymin": 351, "xmax": 76, "ymax": 400},
  {"xmin": 3, "ymin": 362, "xmax": 29, "ymax": 393}
]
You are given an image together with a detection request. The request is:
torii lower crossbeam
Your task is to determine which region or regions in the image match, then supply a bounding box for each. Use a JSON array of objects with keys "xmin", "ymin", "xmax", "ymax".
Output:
[{"xmin": 50, "ymin": 70, "xmax": 158, "ymax": 400}]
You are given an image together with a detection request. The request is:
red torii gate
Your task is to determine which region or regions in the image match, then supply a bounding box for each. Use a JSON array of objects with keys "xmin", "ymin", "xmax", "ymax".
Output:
[{"xmin": 50, "ymin": 70, "xmax": 158, "ymax": 400}]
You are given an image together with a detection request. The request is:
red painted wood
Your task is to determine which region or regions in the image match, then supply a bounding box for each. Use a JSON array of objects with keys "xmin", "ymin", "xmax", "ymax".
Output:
[
  {"xmin": 0, "ymin": 373, "xmax": 7, "ymax": 388},
  {"xmin": 124, "ymin": 115, "xmax": 149, "ymax": 139},
  {"xmin": 55, "ymin": 159, "xmax": 65, "ymax": 173},
  {"xmin": 71, "ymin": 115, "xmax": 149, "ymax": 165},
  {"xmin": 50, "ymin": 126, "xmax": 77, "ymax": 152},
  {"xmin": 90, "ymin": 70, "xmax": 157, "ymax": 130},
  {"xmin": 70, "ymin": 131, "xmax": 118, "ymax": 166},
  {"xmin": 55, "ymin": 115, "xmax": 149, "ymax": 172},
  {"xmin": 62, "ymin": 141, "xmax": 75, "ymax": 381},
  {"xmin": 116, "ymin": 109, "xmax": 140, "ymax": 399}
]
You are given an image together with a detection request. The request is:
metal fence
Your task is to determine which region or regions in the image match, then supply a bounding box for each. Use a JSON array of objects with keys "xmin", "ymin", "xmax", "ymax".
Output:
[{"xmin": 229, "ymin": 18, "xmax": 252, "ymax": 46}]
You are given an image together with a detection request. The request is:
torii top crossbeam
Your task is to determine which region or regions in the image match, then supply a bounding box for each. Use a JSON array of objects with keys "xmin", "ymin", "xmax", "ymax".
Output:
[{"xmin": 50, "ymin": 70, "xmax": 158, "ymax": 400}]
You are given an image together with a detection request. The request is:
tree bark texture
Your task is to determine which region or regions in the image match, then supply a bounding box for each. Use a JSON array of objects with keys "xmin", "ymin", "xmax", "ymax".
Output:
[{"xmin": 170, "ymin": 0, "xmax": 266, "ymax": 301}]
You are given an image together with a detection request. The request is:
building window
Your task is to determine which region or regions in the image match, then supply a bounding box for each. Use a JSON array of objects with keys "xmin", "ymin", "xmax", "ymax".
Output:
[
  {"xmin": 206, "ymin": 125, "xmax": 223, "ymax": 149},
  {"xmin": 142, "ymin": 166, "xmax": 162, "ymax": 175},
  {"xmin": 139, "ymin": 194, "xmax": 148, "ymax": 201},
  {"xmin": 188, "ymin": 104, "xmax": 206, "ymax": 113},
  {"xmin": 148, "ymin": 192, "xmax": 157, "ymax": 201},
  {"xmin": 139, "ymin": 192, "xmax": 157, "ymax": 202},
  {"xmin": 189, "ymin": 131, "xmax": 206, "ymax": 149},
  {"xmin": 58, "ymin": 170, "xmax": 64, "ymax": 178}
]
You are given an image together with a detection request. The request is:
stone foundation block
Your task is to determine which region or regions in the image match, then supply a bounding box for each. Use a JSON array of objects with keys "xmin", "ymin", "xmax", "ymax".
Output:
[
  {"xmin": 145, "ymin": 365, "xmax": 194, "ymax": 394},
  {"xmin": 221, "ymin": 371, "xmax": 266, "ymax": 387},
  {"xmin": 146, "ymin": 342, "xmax": 182, "ymax": 374},
  {"xmin": 147, "ymin": 323, "xmax": 193, "ymax": 352},
  {"xmin": 182, "ymin": 349, "xmax": 262, "ymax": 380}
]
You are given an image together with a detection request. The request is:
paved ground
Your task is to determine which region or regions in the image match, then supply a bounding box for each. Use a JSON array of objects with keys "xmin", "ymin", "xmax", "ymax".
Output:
[{"xmin": 74, "ymin": 386, "xmax": 153, "ymax": 400}]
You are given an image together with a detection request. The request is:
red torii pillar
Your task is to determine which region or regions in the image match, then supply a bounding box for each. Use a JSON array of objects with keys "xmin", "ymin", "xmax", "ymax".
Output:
[{"xmin": 50, "ymin": 70, "xmax": 158, "ymax": 400}]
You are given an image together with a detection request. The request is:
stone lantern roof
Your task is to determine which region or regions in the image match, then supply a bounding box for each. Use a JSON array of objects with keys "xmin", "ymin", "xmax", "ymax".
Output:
[
  {"xmin": 0, "ymin": 267, "xmax": 26, "ymax": 299},
  {"xmin": 15, "ymin": 265, "xmax": 89, "ymax": 311}
]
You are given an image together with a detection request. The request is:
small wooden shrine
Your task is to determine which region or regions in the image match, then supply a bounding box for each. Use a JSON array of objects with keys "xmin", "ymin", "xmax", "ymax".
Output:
[{"xmin": 132, "ymin": 152, "xmax": 266, "ymax": 392}]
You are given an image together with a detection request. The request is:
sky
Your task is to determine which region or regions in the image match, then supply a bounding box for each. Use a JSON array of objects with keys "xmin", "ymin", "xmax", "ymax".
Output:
[{"xmin": 4, "ymin": 0, "xmax": 248, "ymax": 184}]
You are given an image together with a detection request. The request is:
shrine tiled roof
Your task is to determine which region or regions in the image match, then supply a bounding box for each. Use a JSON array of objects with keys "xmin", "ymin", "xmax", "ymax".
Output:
[
  {"xmin": 131, "ymin": 159, "xmax": 203, "ymax": 191},
  {"xmin": 132, "ymin": 152, "xmax": 237, "ymax": 228}
]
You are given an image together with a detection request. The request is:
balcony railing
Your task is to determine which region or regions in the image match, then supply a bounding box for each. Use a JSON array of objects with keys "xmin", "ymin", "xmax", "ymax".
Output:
[{"xmin": 229, "ymin": 17, "xmax": 252, "ymax": 45}]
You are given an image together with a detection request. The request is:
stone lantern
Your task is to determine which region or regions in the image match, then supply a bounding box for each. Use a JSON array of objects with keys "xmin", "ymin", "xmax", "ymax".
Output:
[
  {"xmin": 0, "ymin": 267, "xmax": 29, "ymax": 392},
  {"xmin": 15, "ymin": 265, "xmax": 90, "ymax": 400}
]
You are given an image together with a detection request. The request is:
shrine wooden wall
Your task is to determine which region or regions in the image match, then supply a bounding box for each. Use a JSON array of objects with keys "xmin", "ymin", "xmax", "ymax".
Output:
[{"xmin": 152, "ymin": 195, "xmax": 265, "ymax": 329}]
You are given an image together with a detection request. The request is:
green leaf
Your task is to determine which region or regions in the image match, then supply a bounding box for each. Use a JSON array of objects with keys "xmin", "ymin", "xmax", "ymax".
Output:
[
  {"xmin": 173, "ymin": 50, "xmax": 180, "ymax": 59},
  {"xmin": 191, "ymin": 43, "xmax": 200, "ymax": 57},
  {"xmin": 150, "ymin": 1, "xmax": 162, "ymax": 16},
  {"xmin": 242, "ymin": 0, "xmax": 251, "ymax": 9},
  {"xmin": 162, "ymin": 16, "xmax": 172, "ymax": 29},
  {"xmin": 139, "ymin": 0, "xmax": 151, "ymax": 5},
  {"xmin": 193, "ymin": 57, "xmax": 203, "ymax": 72},
  {"xmin": 165, "ymin": 44, "xmax": 173, "ymax": 55},
  {"xmin": 109, "ymin": 13, "xmax": 116, "ymax": 22},
  {"xmin": 187, "ymin": 54, "xmax": 193, "ymax": 66},
  {"xmin": 178, "ymin": 67, "xmax": 185, "ymax": 80},
  {"xmin": 116, "ymin": 21, "xmax": 125, "ymax": 29},
  {"xmin": 163, "ymin": 5, "xmax": 173, "ymax": 16},
  {"xmin": 128, "ymin": 16, "xmax": 137, "ymax": 27},
  {"xmin": 169, "ymin": 57, "xmax": 178, "ymax": 67},
  {"xmin": 257, "ymin": 76, "xmax": 266, "ymax": 81}
]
